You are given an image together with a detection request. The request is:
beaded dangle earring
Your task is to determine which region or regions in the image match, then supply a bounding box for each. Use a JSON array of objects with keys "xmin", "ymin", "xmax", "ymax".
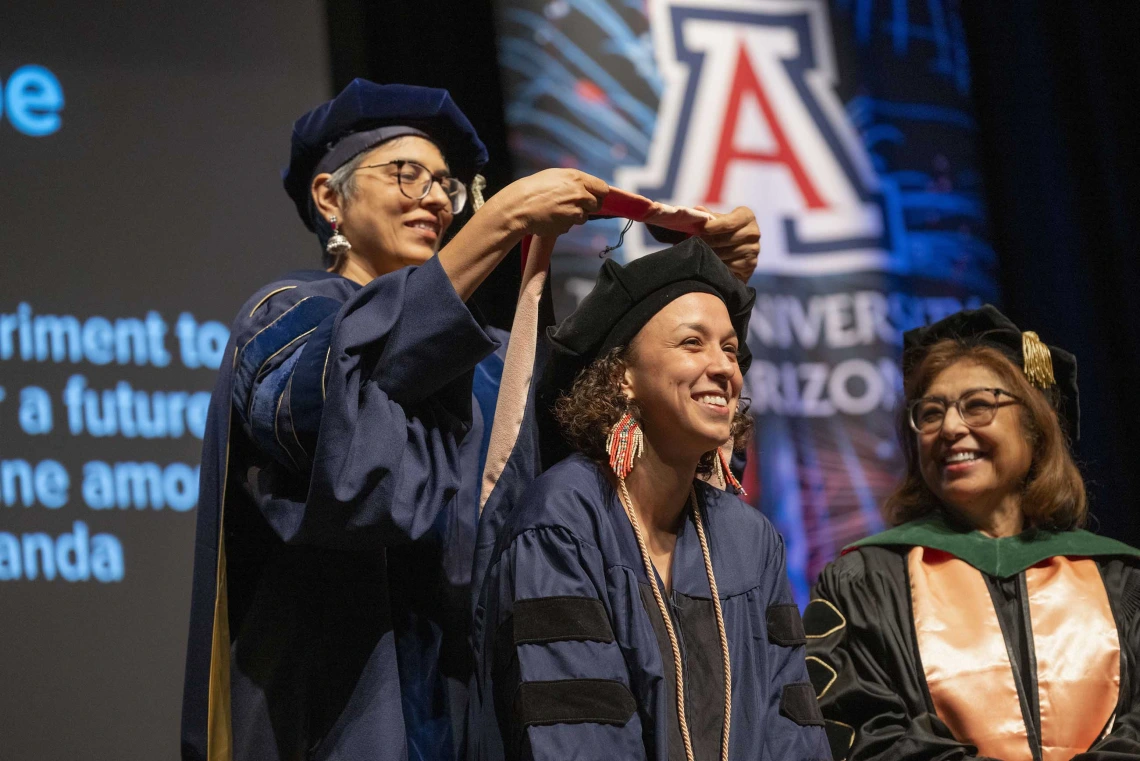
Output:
[
  {"xmin": 326, "ymin": 215, "xmax": 351, "ymax": 258},
  {"xmin": 606, "ymin": 411, "xmax": 644, "ymax": 479},
  {"xmin": 712, "ymin": 447, "xmax": 747, "ymax": 496}
]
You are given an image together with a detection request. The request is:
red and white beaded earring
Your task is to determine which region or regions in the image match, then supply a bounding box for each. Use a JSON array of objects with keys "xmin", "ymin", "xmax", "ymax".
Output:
[
  {"xmin": 712, "ymin": 447, "xmax": 746, "ymax": 496},
  {"xmin": 606, "ymin": 411, "xmax": 644, "ymax": 479}
]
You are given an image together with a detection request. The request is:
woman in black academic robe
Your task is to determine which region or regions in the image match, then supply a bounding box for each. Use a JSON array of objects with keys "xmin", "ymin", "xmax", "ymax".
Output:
[{"xmin": 805, "ymin": 305, "xmax": 1140, "ymax": 761}]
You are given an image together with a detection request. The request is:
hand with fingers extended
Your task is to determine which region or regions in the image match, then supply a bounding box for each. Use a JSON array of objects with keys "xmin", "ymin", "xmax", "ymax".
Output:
[
  {"xmin": 695, "ymin": 205, "xmax": 760, "ymax": 283},
  {"xmin": 437, "ymin": 168, "xmax": 609, "ymax": 300},
  {"xmin": 488, "ymin": 168, "xmax": 610, "ymax": 238}
]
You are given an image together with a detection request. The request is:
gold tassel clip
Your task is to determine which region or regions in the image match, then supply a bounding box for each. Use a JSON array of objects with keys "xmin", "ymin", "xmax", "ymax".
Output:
[{"xmin": 1022, "ymin": 330, "xmax": 1055, "ymax": 389}]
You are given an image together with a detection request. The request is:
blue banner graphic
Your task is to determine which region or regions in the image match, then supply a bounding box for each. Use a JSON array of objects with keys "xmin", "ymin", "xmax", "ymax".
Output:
[{"xmin": 494, "ymin": 0, "xmax": 996, "ymax": 602}]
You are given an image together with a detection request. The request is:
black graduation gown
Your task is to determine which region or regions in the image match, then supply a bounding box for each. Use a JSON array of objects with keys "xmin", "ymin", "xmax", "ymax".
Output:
[
  {"xmin": 470, "ymin": 454, "xmax": 831, "ymax": 761},
  {"xmin": 181, "ymin": 256, "xmax": 502, "ymax": 761},
  {"xmin": 805, "ymin": 514, "xmax": 1140, "ymax": 761}
]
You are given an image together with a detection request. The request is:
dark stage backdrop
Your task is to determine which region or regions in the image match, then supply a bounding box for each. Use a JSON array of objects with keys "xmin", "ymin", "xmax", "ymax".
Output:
[
  {"xmin": 0, "ymin": 2, "xmax": 328, "ymax": 758},
  {"xmin": 962, "ymin": 1, "xmax": 1140, "ymax": 545}
]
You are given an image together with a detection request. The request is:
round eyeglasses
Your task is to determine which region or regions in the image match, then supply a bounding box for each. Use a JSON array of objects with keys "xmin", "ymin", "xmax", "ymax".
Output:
[
  {"xmin": 908, "ymin": 387, "xmax": 1020, "ymax": 434},
  {"xmin": 356, "ymin": 159, "xmax": 468, "ymax": 214}
]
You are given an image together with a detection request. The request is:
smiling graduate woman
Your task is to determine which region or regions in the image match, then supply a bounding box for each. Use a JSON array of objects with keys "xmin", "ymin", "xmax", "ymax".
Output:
[
  {"xmin": 805, "ymin": 305, "xmax": 1140, "ymax": 761},
  {"xmin": 470, "ymin": 237, "xmax": 830, "ymax": 761}
]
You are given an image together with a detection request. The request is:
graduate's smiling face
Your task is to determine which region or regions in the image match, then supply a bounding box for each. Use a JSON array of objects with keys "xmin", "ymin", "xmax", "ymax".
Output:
[
  {"xmin": 622, "ymin": 292, "xmax": 743, "ymax": 465},
  {"xmin": 320, "ymin": 136, "xmax": 454, "ymax": 275},
  {"xmin": 916, "ymin": 360, "xmax": 1033, "ymax": 526}
]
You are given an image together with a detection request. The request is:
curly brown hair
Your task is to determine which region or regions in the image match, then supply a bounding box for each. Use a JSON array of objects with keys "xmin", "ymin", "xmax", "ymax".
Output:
[
  {"xmin": 884, "ymin": 339, "xmax": 1086, "ymax": 530},
  {"xmin": 553, "ymin": 346, "xmax": 753, "ymax": 475}
]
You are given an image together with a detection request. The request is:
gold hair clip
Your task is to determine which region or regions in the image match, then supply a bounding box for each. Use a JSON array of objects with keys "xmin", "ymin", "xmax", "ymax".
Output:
[{"xmin": 1021, "ymin": 330, "xmax": 1055, "ymax": 388}]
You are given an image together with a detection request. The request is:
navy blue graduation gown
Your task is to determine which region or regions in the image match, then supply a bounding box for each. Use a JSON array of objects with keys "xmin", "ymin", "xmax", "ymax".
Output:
[
  {"xmin": 469, "ymin": 453, "xmax": 831, "ymax": 761},
  {"xmin": 182, "ymin": 255, "xmax": 503, "ymax": 761}
]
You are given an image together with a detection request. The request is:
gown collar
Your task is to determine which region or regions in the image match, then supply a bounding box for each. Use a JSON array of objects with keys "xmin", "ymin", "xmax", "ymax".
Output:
[
  {"xmin": 846, "ymin": 512, "xmax": 1140, "ymax": 578},
  {"xmin": 606, "ymin": 481, "xmax": 716, "ymax": 600},
  {"xmin": 670, "ymin": 492, "xmax": 715, "ymax": 600}
]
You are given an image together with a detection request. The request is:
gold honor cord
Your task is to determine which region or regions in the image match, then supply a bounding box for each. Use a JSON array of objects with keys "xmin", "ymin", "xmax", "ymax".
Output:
[{"xmin": 617, "ymin": 479, "xmax": 732, "ymax": 761}]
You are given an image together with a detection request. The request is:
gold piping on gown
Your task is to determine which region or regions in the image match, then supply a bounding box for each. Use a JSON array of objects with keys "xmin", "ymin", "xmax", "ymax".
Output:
[{"xmin": 206, "ymin": 349, "xmax": 238, "ymax": 761}]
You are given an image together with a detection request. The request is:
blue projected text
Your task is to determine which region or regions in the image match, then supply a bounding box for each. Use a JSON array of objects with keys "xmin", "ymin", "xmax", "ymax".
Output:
[
  {"xmin": 0, "ymin": 303, "xmax": 222, "ymax": 583},
  {"xmin": 2, "ymin": 65, "xmax": 64, "ymax": 136}
]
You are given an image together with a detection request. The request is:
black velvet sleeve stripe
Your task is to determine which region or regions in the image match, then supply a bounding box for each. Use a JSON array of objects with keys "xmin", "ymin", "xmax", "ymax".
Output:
[
  {"xmin": 779, "ymin": 682, "xmax": 825, "ymax": 727},
  {"xmin": 767, "ymin": 603, "xmax": 807, "ymax": 646},
  {"xmin": 513, "ymin": 596, "xmax": 614, "ymax": 645},
  {"xmin": 515, "ymin": 679, "xmax": 637, "ymax": 727},
  {"xmin": 803, "ymin": 598, "xmax": 846, "ymax": 638},
  {"xmin": 824, "ymin": 720, "xmax": 856, "ymax": 761},
  {"xmin": 806, "ymin": 656, "xmax": 838, "ymax": 698}
]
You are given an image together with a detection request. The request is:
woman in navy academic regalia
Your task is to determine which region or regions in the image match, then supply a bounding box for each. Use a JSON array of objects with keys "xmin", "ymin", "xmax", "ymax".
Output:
[
  {"xmin": 180, "ymin": 79, "xmax": 611, "ymax": 761},
  {"xmin": 471, "ymin": 237, "xmax": 830, "ymax": 761}
]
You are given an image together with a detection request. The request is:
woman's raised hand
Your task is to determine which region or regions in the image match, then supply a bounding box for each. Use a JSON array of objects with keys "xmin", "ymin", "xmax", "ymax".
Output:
[
  {"xmin": 695, "ymin": 205, "xmax": 760, "ymax": 283},
  {"xmin": 438, "ymin": 169, "xmax": 607, "ymax": 301},
  {"xmin": 490, "ymin": 169, "xmax": 610, "ymax": 238}
]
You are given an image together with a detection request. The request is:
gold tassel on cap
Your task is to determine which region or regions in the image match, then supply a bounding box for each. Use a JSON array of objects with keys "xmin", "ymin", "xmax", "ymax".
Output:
[
  {"xmin": 471, "ymin": 174, "xmax": 487, "ymax": 211},
  {"xmin": 1022, "ymin": 330, "xmax": 1055, "ymax": 388}
]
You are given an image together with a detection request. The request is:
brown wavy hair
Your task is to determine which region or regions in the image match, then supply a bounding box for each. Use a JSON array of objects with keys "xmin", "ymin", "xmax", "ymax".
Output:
[
  {"xmin": 553, "ymin": 346, "xmax": 753, "ymax": 475},
  {"xmin": 885, "ymin": 339, "xmax": 1086, "ymax": 529}
]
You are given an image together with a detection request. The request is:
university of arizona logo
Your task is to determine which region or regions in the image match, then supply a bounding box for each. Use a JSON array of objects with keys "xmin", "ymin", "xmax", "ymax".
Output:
[{"xmin": 617, "ymin": 0, "xmax": 903, "ymax": 274}]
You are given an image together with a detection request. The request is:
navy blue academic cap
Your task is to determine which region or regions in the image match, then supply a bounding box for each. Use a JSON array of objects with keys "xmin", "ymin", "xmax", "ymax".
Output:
[{"xmin": 282, "ymin": 79, "xmax": 489, "ymax": 231}]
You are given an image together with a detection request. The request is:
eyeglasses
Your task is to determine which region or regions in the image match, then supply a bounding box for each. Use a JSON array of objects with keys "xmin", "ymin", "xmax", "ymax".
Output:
[
  {"xmin": 908, "ymin": 387, "xmax": 1020, "ymax": 434},
  {"xmin": 355, "ymin": 159, "xmax": 468, "ymax": 214}
]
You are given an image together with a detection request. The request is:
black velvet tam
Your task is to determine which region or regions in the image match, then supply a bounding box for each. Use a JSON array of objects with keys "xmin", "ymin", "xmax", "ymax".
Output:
[
  {"xmin": 282, "ymin": 79, "xmax": 488, "ymax": 231},
  {"xmin": 902, "ymin": 304, "xmax": 1080, "ymax": 441},
  {"xmin": 541, "ymin": 237, "xmax": 756, "ymax": 404}
]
